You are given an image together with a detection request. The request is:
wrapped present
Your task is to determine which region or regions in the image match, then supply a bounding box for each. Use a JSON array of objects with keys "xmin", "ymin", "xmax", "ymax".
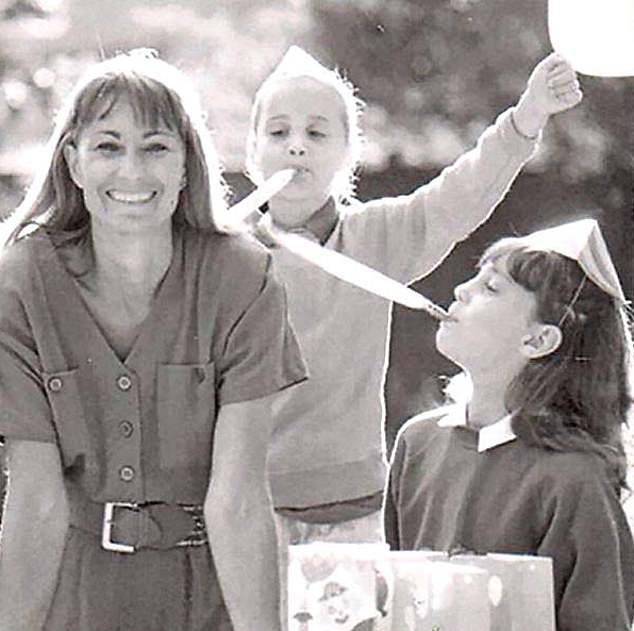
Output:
[
  {"xmin": 288, "ymin": 542, "xmax": 391, "ymax": 631},
  {"xmin": 390, "ymin": 551, "xmax": 491, "ymax": 631},
  {"xmin": 449, "ymin": 553, "xmax": 555, "ymax": 631}
]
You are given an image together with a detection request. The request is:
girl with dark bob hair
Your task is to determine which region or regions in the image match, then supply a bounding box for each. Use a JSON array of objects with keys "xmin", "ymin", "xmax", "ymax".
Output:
[
  {"xmin": 0, "ymin": 49, "xmax": 306, "ymax": 631},
  {"xmin": 386, "ymin": 219, "xmax": 634, "ymax": 631}
]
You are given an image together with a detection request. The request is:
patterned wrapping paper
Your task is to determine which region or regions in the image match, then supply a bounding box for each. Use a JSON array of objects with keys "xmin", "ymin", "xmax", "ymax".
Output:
[
  {"xmin": 448, "ymin": 553, "xmax": 555, "ymax": 631},
  {"xmin": 389, "ymin": 551, "xmax": 490, "ymax": 631},
  {"xmin": 288, "ymin": 542, "xmax": 392, "ymax": 631},
  {"xmin": 289, "ymin": 545, "xmax": 554, "ymax": 631}
]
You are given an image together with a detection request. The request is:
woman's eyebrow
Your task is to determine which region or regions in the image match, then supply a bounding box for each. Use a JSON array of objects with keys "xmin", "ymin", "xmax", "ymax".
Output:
[
  {"xmin": 88, "ymin": 129, "xmax": 176, "ymax": 139},
  {"xmin": 91, "ymin": 130, "xmax": 120, "ymax": 139},
  {"xmin": 143, "ymin": 130, "xmax": 177, "ymax": 139}
]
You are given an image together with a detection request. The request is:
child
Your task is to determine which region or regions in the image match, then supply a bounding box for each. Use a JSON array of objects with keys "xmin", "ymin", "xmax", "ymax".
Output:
[
  {"xmin": 244, "ymin": 45, "xmax": 582, "ymax": 551},
  {"xmin": 384, "ymin": 219, "xmax": 634, "ymax": 631}
]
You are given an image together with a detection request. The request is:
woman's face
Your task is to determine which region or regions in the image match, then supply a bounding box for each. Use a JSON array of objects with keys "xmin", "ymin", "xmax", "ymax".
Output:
[{"xmin": 64, "ymin": 97, "xmax": 186, "ymax": 235}]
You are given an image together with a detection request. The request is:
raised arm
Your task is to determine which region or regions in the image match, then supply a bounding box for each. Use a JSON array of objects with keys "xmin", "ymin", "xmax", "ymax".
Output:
[
  {"xmin": 355, "ymin": 53, "xmax": 582, "ymax": 283},
  {"xmin": 204, "ymin": 395, "xmax": 281, "ymax": 631},
  {"xmin": 0, "ymin": 439, "xmax": 68, "ymax": 631}
]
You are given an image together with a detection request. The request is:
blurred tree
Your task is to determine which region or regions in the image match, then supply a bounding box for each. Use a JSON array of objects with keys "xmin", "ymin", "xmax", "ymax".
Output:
[
  {"xmin": 308, "ymin": 0, "xmax": 632, "ymax": 178},
  {"xmin": 0, "ymin": 0, "xmax": 69, "ymax": 213}
]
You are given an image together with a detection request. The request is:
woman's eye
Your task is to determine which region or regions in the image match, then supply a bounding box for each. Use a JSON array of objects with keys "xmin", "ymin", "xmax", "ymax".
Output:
[
  {"xmin": 484, "ymin": 281, "xmax": 498, "ymax": 293},
  {"xmin": 269, "ymin": 129, "xmax": 287, "ymax": 137},
  {"xmin": 95, "ymin": 142, "xmax": 120, "ymax": 153},
  {"xmin": 145, "ymin": 143, "xmax": 169, "ymax": 153},
  {"xmin": 308, "ymin": 129, "xmax": 326, "ymax": 139}
]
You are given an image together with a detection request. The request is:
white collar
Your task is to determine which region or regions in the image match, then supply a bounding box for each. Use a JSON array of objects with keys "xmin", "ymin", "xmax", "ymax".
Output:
[{"xmin": 437, "ymin": 405, "xmax": 517, "ymax": 452}]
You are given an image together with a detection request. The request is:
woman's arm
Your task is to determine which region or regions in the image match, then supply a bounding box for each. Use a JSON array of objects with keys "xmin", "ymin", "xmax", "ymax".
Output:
[
  {"xmin": 205, "ymin": 395, "xmax": 281, "ymax": 631},
  {"xmin": 0, "ymin": 439, "xmax": 68, "ymax": 631}
]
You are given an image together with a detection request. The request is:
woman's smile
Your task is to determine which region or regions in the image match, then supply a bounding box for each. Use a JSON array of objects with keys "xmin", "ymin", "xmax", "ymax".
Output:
[{"xmin": 106, "ymin": 190, "xmax": 157, "ymax": 204}]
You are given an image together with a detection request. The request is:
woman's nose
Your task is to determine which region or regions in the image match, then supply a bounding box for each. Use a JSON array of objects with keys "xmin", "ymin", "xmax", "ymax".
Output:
[
  {"xmin": 118, "ymin": 149, "xmax": 144, "ymax": 178},
  {"xmin": 288, "ymin": 145, "xmax": 306, "ymax": 156}
]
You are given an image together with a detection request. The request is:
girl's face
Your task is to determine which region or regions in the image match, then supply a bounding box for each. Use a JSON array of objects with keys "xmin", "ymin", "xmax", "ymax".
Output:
[
  {"xmin": 64, "ymin": 97, "xmax": 186, "ymax": 235},
  {"xmin": 252, "ymin": 76, "xmax": 349, "ymax": 227},
  {"xmin": 436, "ymin": 257, "xmax": 542, "ymax": 378}
]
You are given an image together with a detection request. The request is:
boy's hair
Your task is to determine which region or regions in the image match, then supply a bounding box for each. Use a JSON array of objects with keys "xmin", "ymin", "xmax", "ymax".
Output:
[
  {"xmin": 482, "ymin": 238, "xmax": 633, "ymax": 492},
  {"xmin": 2, "ymin": 49, "xmax": 229, "ymax": 248},
  {"xmin": 245, "ymin": 51, "xmax": 365, "ymax": 205}
]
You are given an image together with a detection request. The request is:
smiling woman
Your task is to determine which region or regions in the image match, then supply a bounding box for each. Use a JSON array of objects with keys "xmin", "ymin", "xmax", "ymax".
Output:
[
  {"xmin": 0, "ymin": 50, "xmax": 306, "ymax": 631},
  {"xmin": 64, "ymin": 101, "xmax": 187, "ymax": 233}
]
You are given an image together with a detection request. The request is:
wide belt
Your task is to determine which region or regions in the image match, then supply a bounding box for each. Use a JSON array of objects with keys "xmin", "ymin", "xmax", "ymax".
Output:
[{"xmin": 69, "ymin": 496, "xmax": 207, "ymax": 554}]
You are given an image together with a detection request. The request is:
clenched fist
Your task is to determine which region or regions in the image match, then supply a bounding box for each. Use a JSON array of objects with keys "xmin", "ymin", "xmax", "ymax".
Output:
[{"xmin": 513, "ymin": 52, "xmax": 583, "ymax": 138}]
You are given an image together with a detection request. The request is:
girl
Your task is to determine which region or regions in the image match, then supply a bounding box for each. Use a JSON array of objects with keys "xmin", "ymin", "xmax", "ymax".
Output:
[
  {"xmin": 0, "ymin": 50, "xmax": 306, "ymax": 631},
  {"xmin": 385, "ymin": 219, "xmax": 634, "ymax": 631},
  {"xmin": 244, "ymin": 46, "xmax": 582, "ymax": 551}
]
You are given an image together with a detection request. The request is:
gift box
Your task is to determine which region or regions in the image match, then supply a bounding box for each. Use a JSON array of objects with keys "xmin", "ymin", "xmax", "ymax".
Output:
[
  {"xmin": 449, "ymin": 553, "xmax": 555, "ymax": 631},
  {"xmin": 389, "ymin": 551, "xmax": 491, "ymax": 631},
  {"xmin": 288, "ymin": 542, "xmax": 391, "ymax": 631}
]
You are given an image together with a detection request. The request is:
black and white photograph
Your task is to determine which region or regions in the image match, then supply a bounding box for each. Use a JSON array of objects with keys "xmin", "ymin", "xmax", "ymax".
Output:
[{"xmin": 0, "ymin": 0, "xmax": 632, "ymax": 629}]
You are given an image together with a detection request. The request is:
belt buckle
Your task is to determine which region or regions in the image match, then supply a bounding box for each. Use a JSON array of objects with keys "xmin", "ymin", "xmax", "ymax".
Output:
[{"xmin": 102, "ymin": 501, "xmax": 138, "ymax": 553}]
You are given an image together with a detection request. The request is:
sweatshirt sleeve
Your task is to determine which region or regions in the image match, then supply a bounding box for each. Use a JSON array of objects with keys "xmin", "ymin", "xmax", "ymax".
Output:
[
  {"xmin": 537, "ymin": 462, "xmax": 634, "ymax": 631},
  {"xmin": 344, "ymin": 108, "xmax": 538, "ymax": 284}
]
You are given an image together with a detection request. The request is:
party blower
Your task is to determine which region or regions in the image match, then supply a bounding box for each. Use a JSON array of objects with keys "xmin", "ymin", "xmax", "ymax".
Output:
[{"xmin": 228, "ymin": 169, "xmax": 451, "ymax": 321}]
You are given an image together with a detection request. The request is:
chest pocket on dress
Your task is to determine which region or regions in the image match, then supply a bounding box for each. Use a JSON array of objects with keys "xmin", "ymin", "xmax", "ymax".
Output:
[
  {"xmin": 42, "ymin": 367, "xmax": 93, "ymax": 470},
  {"xmin": 157, "ymin": 362, "xmax": 216, "ymax": 470}
]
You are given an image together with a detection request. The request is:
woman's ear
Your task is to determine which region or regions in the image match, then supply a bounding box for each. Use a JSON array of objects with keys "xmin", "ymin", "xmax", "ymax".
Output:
[
  {"xmin": 63, "ymin": 144, "xmax": 83, "ymax": 189},
  {"xmin": 521, "ymin": 324, "xmax": 563, "ymax": 359}
]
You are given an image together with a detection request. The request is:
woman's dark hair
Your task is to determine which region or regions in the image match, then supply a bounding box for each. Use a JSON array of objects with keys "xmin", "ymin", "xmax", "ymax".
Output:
[
  {"xmin": 1, "ymin": 49, "xmax": 230, "ymax": 248},
  {"xmin": 481, "ymin": 238, "xmax": 633, "ymax": 494}
]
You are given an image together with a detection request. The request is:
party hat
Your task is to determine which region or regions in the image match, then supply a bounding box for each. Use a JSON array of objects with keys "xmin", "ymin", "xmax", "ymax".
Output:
[
  {"xmin": 521, "ymin": 218, "xmax": 626, "ymax": 302},
  {"xmin": 272, "ymin": 45, "xmax": 333, "ymax": 80},
  {"xmin": 549, "ymin": 0, "xmax": 634, "ymax": 77}
]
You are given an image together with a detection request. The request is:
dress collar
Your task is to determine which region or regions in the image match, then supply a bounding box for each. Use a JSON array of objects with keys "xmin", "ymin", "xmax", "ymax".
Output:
[{"xmin": 437, "ymin": 405, "xmax": 517, "ymax": 452}]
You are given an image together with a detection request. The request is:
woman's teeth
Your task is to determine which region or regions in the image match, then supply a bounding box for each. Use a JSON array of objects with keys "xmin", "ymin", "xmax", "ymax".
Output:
[{"xmin": 107, "ymin": 191, "xmax": 156, "ymax": 203}]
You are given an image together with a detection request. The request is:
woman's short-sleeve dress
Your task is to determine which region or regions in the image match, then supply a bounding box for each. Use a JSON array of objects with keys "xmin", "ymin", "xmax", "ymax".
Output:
[{"xmin": 0, "ymin": 225, "xmax": 307, "ymax": 631}]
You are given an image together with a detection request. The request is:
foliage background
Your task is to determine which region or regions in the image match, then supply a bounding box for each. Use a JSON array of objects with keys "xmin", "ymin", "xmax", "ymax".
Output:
[{"xmin": 0, "ymin": 0, "xmax": 632, "ymax": 457}]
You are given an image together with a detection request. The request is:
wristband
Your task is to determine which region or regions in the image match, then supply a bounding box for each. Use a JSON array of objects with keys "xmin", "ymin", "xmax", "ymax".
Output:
[{"xmin": 510, "ymin": 108, "xmax": 540, "ymax": 141}]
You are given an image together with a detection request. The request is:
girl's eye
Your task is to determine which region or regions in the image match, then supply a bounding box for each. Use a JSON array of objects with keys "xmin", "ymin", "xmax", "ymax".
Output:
[
  {"xmin": 484, "ymin": 281, "xmax": 499, "ymax": 293},
  {"xmin": 308, "ymin": 129, "xmax": 326, "ymax": 139},
  {"xmin": 269, "ymin": 129, "xmax": 287, "ymax": 138}
]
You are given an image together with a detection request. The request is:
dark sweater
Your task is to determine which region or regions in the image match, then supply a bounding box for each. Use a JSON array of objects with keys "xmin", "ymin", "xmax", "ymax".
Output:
[{"xmin": 385, "ymin": 413, "xmax": 634, "ymax": 631}]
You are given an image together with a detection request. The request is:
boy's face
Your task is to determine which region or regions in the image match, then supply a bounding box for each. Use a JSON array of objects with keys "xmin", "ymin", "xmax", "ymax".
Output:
[
  {"xmin": 252, "ymin": 76, "xmax": 349, "ymax": 228},
  {"xmin": 436, "ymin": 257, "xmax": 542, "ymax": 379}
]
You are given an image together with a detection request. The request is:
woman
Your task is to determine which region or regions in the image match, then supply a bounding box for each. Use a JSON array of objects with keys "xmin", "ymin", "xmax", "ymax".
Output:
[{"xmin": 0, "ymin": 49, "xmax": 306, "ymax": 631}]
